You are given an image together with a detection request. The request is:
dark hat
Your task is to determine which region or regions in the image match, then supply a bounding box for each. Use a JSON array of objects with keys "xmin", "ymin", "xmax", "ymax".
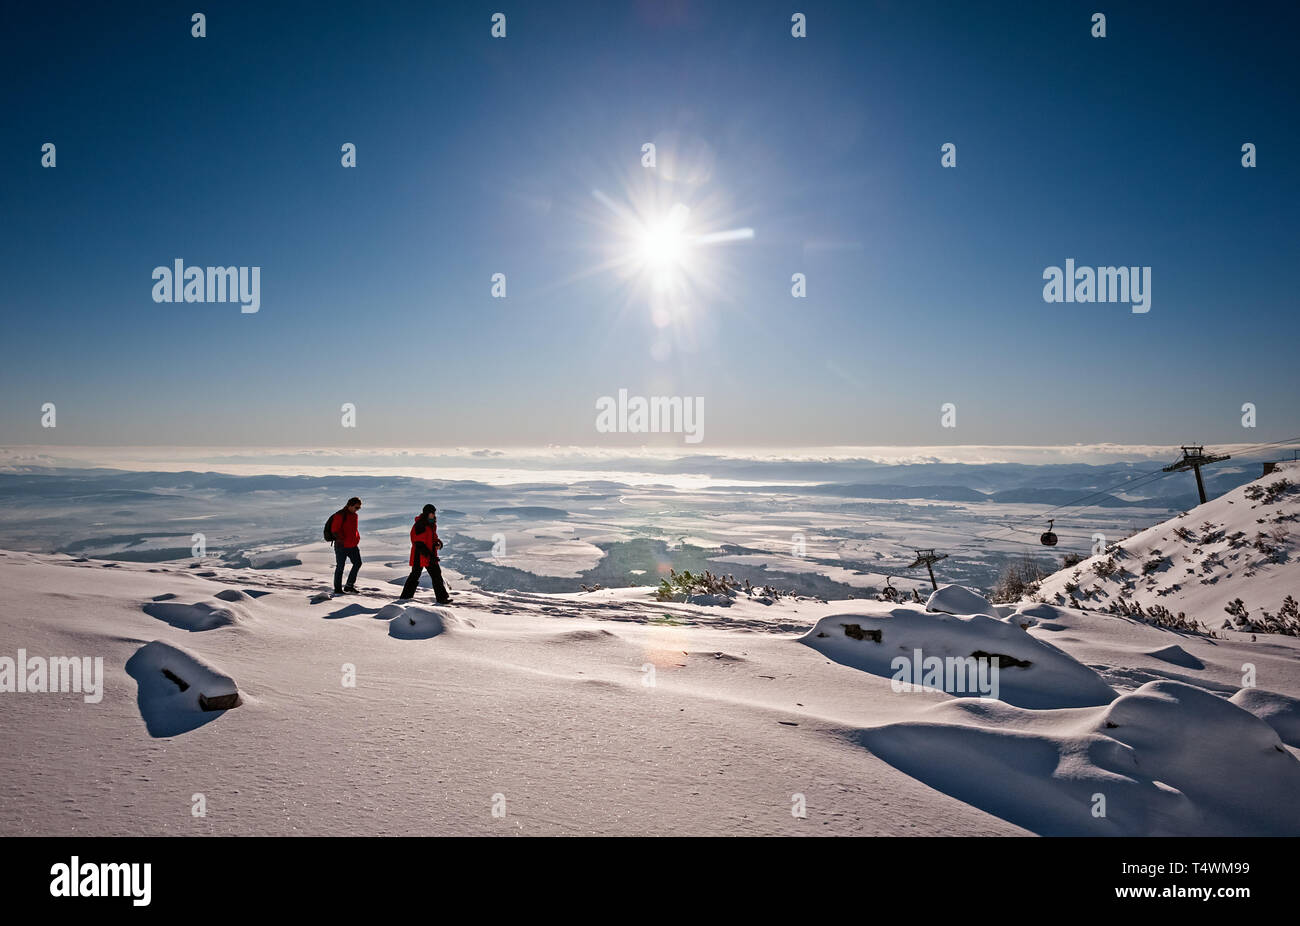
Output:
[{"xmin": 421, "ymin": 504, "xmax": 437, "ymax": 515}]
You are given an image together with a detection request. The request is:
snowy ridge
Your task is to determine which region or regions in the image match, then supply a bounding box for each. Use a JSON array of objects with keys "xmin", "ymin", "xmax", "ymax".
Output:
[{"xmin": 1034, "ymin": 462, "xmax": 1300, "ymax": 634}]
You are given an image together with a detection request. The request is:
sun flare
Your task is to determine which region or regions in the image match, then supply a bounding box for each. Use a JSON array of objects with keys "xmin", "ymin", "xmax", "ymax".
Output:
[
  {"xmin": 583, "ymin": 182, "xmax": 754, "ymax": 319},
  {"xmin": 638, "ymin": 221, "xmax": 686, "ymax": 267},
  {"xmin": 634, "ymin": 203, "xmax": 692, "ymax": 271}
]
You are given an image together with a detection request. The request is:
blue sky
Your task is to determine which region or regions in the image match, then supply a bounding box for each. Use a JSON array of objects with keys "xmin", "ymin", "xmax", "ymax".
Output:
[{"xmin": 2, "ymin": 1, "xmax": 1297, "ymax": 448}]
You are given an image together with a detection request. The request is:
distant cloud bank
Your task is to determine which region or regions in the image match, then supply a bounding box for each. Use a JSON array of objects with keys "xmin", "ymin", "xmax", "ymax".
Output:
[{"xmin": 0, "ymin": 442, "xmax": 1253, "ymax": 483}]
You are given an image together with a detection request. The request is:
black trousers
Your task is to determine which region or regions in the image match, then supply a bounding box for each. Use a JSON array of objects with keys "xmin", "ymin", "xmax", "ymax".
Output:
[
  {"xmin": 400, "ymin": 561, "xmax": 449, "ymax": 601},
  {"xmin": 334, "ymin": 545, "xmax": 361, "ymax": 590}
]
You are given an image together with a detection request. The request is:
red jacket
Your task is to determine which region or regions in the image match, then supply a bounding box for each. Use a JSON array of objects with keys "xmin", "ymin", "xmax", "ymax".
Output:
[
  {"xmin": 409, "ymin": 516, "xmax": 440, "ymax": 567},
  {"xmin": 330, "ymin": 509, "xmax": 360, "ymax": 548}
]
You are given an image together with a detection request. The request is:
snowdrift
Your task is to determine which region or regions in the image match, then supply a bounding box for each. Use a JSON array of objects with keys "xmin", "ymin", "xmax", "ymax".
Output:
[
  {"xmin": 856, "ymin": 680, "xmax": 1300, "ymax": 835},
  {"xmin": 801, "ymin": 590, "xmax": 1116, "ymax": 708},
  {"xmin": 1097, "ymin": 680, "xmax": 1300, "ymax": 832},
  {"xmin": 213, "ymin": 588, "xmax": 259, "ymax": 602},
  {"xmin": 142, "ymin": 598, "xmax": 248, "ymax": 631},
  {"xmin": 1229, "ymin": 687, "xmax": 1300, "ymax": 748}
]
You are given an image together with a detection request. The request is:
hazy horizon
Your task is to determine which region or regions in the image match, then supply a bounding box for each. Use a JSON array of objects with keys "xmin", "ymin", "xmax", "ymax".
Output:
[{"xmin": 1, "ymin": 440, "xmax": 1291, "ymax": 488}]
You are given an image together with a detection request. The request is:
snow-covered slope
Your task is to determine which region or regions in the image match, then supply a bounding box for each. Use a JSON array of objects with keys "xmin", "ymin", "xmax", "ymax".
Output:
[
  {"xmin": 2, "ymin": 548, "xmax": 1298, "ymax": 836},
  {"xmin": 1034, "ymin": 463, "xmax": 1299, "ymax": 634}
]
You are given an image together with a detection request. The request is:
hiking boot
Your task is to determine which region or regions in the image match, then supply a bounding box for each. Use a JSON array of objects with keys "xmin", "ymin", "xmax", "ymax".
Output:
[
  {"xmin": 333, "ymin": 587, "xmax": 344, "ymax": 595},
  {"xmin": 343, "ymin": 585, "xmax": 358, "ymax": 593}
]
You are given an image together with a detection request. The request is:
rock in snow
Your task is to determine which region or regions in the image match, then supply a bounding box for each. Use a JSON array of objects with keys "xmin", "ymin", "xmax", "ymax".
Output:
[
  {"xmin": 124, "ymin": 640, "xmax": 241, "ymax": 737},
  {"xmin": 387, "ymin": 605, "xmax": 466, "ymax": 639}
]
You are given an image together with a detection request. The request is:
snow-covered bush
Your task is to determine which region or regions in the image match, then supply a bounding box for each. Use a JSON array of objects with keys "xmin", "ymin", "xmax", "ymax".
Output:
[
  {"xmin": 1257, "ymin": 596, "xmax": 1300, "ymax": 636},
  {"xmin": 1245, "ymin": 477, "xmax": 1294, "ymax": 504},
  {"xmin": 1092, "ymin": 557, "xmax": 1118, "ymax": 579},
  {"xmin": 991, "ymin": 554, "xmax": 1053, "ymax": 603},
  {"xmin": 1253, "ymin": 529, "xmax": 1288, "ymax": 563},
  {"xmin": 1109, "ymin": 599, "xmax": 1207, "ymax": 634},
  {"xmin": 655, "ymin": 569, "xmax": 788, "ymax": 602}
]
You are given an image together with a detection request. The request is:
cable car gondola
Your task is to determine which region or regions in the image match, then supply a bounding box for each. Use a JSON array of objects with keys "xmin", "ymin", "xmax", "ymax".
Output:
[{"xmin": 1040, "ymin": 519, "xmax": 1058, "ymax": 547}]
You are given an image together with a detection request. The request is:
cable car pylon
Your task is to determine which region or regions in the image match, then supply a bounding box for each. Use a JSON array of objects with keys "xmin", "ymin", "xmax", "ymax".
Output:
[
  {"xmin": 1161, "ymin": 445, "xmax": 1231, "ymax": 505},
  {"xmin": 908, "ymin": 549, "xmax": 949, "ymax": 591}
]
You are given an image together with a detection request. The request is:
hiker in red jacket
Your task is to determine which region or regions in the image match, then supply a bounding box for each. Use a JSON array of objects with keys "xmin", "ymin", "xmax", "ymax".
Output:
[
  {"xmin": 329, "ymin": 497, "xmax": 363, "ymax": 594},
  {"xmin": 399, "ymin": 504, "xmax": 451, "ymax": 603}
]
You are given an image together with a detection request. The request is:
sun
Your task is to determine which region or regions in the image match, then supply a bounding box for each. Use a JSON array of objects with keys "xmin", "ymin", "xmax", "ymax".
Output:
[
  {"xmin": 639, "ymin": 221, "xmax": 686, "ymax": 267},
  {"xmin": 635, "ymin": 203, "xmax": 692, "ymax": 271},
  {"xmin": 580, "ymin": 182, "xmax": 754, "ymax": 312}
]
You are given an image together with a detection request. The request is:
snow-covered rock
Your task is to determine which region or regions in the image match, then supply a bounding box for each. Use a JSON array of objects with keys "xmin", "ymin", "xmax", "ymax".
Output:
[
  {"xmin": 124, "ymin": 640, "xmax": 242, "ymax": 736},
  {"xmin": 926, "ymin": 584, "xmax": 997, "ymax": 617},
  {"xmin": 387, "ymin": 605, "xmax": 465, "ymax": 639},
  {"xmin": 800, "ymin": 603, "xmax": 1116, "ymax": 708}
]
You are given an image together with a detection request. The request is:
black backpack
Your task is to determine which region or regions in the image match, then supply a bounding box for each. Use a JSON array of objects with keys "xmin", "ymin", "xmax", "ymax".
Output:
[{"xmin": 323, "ymin": 509, "xmax": 344, "ymax": 543}]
